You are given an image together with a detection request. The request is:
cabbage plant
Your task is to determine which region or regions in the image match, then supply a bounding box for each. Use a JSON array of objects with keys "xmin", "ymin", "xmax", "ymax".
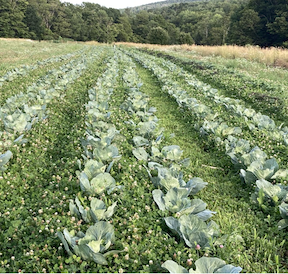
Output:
[
  {"xmin": 240, "ymin": 158, "xmax": 279, "ymax": 184},
  {"xmin": 162, "ymin": 257, "xmax": 242, "ymax": 273},
  {"xmin": 4, "ymin": 111, "xmax": 30, "ymax": 132},
  {"xmin": 148, "ymin": 165, "xmax": 207, "ymax": 194},
  {"xmin": 93, "ymin": 143, "xmax": 120, "ymax": 162},
  {"xmin": 78, "ymin": 171, "xmax": 122, "ymax": 195},
  {"xmin": 133, "ymin": 147, "xmax": 149, "ymax": 161},
  {"xmin": 69, "ymin": 197, "xmax": 117, "ymax": 223},
  {"xmin": 252, "ymin": 113, "xmax": 275, "ymax": 130},
  {"xmin": 225, "ymin": 135, "xmax": 250, "ymax": 153},
  {"xmin": 201, "ymin": 121, "xmax": 241, "ymax": 137},
  {"xmin": 255, "ymin": 179, "xmax": 288, "ymax": 203},
  {"xmin": 137, "ymin": 120, "xmax": 158, "ymax": 137},
  {"xmin": 57, "ymin": 221, "xmax": 121, "ymax": 265},
  {"xmin": 153, "ymin": 188, "xmax": 215, "ymax": 220},
  {"xmin": 80, "ymin": 159, "xmax": 106, "ymax": 180},
  {"xmin": 278, "ymin": 202, "xmax": 288, "ymax": 230},
  {"xmin": 161, "ymin": 145, "xmax": 183, "ymax": 161},
  {"xmin": 164, "ymin": 215, "xmax": 219, "ymax": 248},
  {"xmin": 0, "ymin": 150, "xmax": 13, "ymax": 171},
  {"xmin": 133, "ymin": 136, "xmax": 150, "ymax": 147}
]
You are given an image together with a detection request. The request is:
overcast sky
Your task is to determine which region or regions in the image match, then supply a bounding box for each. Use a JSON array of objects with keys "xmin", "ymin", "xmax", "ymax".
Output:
[{"xmin": 59, "ymin": 0, "xmax": 165, "ymax": 9}]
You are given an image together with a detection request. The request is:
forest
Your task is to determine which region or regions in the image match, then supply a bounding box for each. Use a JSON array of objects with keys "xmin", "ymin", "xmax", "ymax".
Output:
[{"xmin": 0, "ymin": 0, "xmax": 287, "ymax": 47}]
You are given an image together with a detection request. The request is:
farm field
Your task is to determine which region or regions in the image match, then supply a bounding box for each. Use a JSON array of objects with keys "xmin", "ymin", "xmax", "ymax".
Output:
[{"xmin": 0, "ymin": 40, "xmax": 288, "ymax": 273}]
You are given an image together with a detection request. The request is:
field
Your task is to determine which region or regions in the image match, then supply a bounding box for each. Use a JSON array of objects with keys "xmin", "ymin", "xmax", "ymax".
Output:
[{"xmin": 1, "ymin": 39, "xmax": 288, "ymax": 273}]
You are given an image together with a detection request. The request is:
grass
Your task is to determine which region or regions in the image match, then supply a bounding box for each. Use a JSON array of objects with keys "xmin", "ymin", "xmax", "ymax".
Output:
[
  {"xmin": 0, "ymin": 38, "xmax": 85, "ymax": 73},
  {"xmin": 175, "ymin": 44, "xmax": 288, "ymax": 68},
  {"xmin": 119, "ymin": 43, "xmax": 288, "ymax": 69}
]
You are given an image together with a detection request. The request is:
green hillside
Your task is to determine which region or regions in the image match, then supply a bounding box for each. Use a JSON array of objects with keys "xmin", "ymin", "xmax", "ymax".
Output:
[
  {"xmin": 0, "ymin": 0, "xmax": 287, "ymax": 50},
  {"xmin": 123, "ymin": 0, "xmax": 206, "ymax": 12}
]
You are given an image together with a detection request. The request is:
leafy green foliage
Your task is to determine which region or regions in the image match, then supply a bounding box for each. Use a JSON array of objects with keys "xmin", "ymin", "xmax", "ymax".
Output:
[
  {"xmin": 57, "ymin": 221, "xmax": 121, "ymax": 265},
  {"xmin": 165, "ymin": 215, "xmax": 219, "ymax": 248},
  {"xmin": 69, "ymin": 197, "xmax": 117, "ymax": 223},
  {"xmin": 0, "ymin": 150, "xmax": 13, "ymax": 171},
  {"xmin": 162, "ymin": 257, "xmax": 242, "ymax": 273},
  {"xmin": 278, "ymin": 202, "xmax": 288, "ymax": 230},
  {"xmin": 153, "ymin": 188, "xmax": 215, "ymax": 220}
]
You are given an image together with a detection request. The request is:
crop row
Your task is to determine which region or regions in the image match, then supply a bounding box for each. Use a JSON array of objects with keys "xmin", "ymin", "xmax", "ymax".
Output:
[
  {"xmin": 123, "ymin": 47, "xmax": 288, "ymax": 230},
  {"xmin": 50, "ymin": 48, "xmax": 242, "ymax": 272},
  {"xmin": 0, "ymin": 47, "xmax": 106, "ymax": 173},
  {"xmin": 130, "ymin": 49, "xmax": 288, "ymax": 152},
  {"xmin": 154, "ymin": 54, "xmax": 288, "ymax": 149},
  {"xmin": 119, "ymin": 51, "xmax": 242, "ymax": 273},
  {"xmin": 148, "ymin": 50, "xmax": 287, "ymax": 123},
  {"xmin": 0, "ymin": 48, "xmax": 86, "ymax": 88},
  {"xmin": 58, "ymin": 49, "xmax": 123, "ymax": 265},
  {"xmin": 0, "ymin": 45, "xmax": 114, "ymax": 273}
]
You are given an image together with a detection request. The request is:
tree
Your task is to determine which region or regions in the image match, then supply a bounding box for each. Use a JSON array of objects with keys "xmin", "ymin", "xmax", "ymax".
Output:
[
  {"xmin": 28, "ymin": 0, "xmax": 62, "ymax": 40},
  {"xmin": 179, "ymin": 32, "xmax": 194, "ymax": 45},
  {"xmin": 51, "ymin": 3, "xmax": 71, "ymax": 39},
  {"xmin": 0, "ymin": 0, "xmax": 29, "ymax": 38},
  {"xmin": 267, "ymin": 10, "xmax": 288, "ymax": 46},
  {"xmin": 166, "ymin": 23, "xmax": 181, "ymax": 44},
  {"xmin": 132, "ymin": 11, "xmax": 150, "ymax": 43},
  {"xmin": 59, "ymin": 3, "xmax": 84, "ymax": 41},
  {"xmin": 81, "ymin": 3, "xmax": 111, "ymax": 42},
  {"xmin": 228, "ymin": 7, "xmax": 261, "ymax": 45},
  {"xmin": 247, "ymin": 0, "xmax": 288, "ymax": 46},
  {"xmin": 115, "ymin": 15, "xmax": 133, "ymax": 42},
  {"xmin": 148, "ymin": 26, "xmax": 170, "ymax": 45},
  {"xmin": 25, "ymin": 4, "xmax": 45, "ymax": 40}
]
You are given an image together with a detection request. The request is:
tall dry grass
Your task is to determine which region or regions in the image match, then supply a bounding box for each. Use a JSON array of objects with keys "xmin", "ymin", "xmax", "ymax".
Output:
[{"xmin": 118, "ymin": 42, "xmax": 288, "ymax": 68}]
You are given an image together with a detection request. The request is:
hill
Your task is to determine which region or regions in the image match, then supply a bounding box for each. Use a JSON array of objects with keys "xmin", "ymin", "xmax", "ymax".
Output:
[
  {"xmin": 123, "ymin": 0, "xmax": 206, "ymax": 12},
  {"xmin": 0, "ymin": 0, "xmax": 287, "ymax": 47}
]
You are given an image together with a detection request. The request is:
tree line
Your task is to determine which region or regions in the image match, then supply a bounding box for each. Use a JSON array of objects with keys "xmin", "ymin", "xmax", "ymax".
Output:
[{"xmin": 0, "ymin": 0, "xmax": 287, "ymax": 47}]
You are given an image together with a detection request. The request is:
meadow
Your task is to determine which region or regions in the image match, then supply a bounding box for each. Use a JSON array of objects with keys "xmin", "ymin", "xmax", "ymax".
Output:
[{"xmin": 0, "ymin": 39, "xmax": 288, "ymax": 273}]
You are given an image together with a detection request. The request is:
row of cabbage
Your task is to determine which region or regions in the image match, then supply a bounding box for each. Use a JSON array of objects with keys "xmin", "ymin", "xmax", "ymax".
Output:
[
  {"xmin": 0, "ymin": 48, "xmax": 85, "ymax": 87},
  {"xmin": 57, "ymin": 49, "xmax": 125, "ymax": 265},
  {"xmin": 123, "ymin": 48, "xmax": 288, "ymax": 230},
  {"xmin": 0, "ymin": 47, "xmax": 104, "ymax": 174},
  {"xmin": 155, "ymin": 55, "xmax": 288, "ymax": 146},
  {"xmin": 119, "ymin": 50, "xmax": 242, "ymax": 273},
  {"xmin": 140, "ymin": 50, "xmax": 288, "ymax": 147}
]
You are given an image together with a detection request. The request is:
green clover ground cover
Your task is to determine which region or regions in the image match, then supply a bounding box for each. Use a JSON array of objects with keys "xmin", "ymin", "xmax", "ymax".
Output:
[{"xmin": 1, "ymin": 44, "xmax": 288, "ymax": 273}]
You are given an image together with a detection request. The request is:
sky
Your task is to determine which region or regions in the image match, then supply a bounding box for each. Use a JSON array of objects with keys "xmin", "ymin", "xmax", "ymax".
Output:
[{"xmin": 59, "ymin": 0, "xmax": 166, "ymax": 9}]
